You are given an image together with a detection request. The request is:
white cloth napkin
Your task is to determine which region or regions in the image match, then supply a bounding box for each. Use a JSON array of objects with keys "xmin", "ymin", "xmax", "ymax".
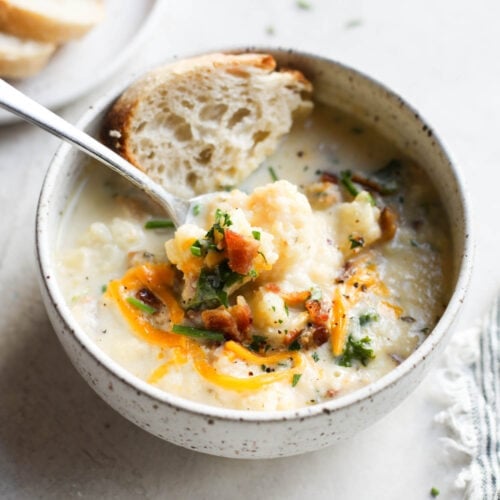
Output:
[{"xmin": 435, "ymin": 295, "xmax": 500, "ymax": 499}]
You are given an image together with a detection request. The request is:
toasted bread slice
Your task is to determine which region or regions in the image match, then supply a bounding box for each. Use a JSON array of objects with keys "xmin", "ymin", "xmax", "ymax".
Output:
[
  {"xmin": 102, "ymin": 53, "xmax": 313, "ymax": 199},
  {"xmin": 0, "ymin": 31, "xmax": 55, "ymax": 78},
  {"xmin": 0, "ymin": 0, "xmax": 104, "ymax": 44}
]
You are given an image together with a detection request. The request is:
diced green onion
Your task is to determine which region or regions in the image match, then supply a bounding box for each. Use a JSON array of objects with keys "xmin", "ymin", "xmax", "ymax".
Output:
[
  {"xmin": 292, "ymin": 373, "xmax": 302, "ymax": 387},
  {"xmin": 126, "ymin": 296, "xmax": 157, "ymax": 314},
  {"xmin": 190, "ymin": 241, "xmax": 203, "ymax": 257},
  {"xmin": 172, "ymin": 324, "xmax": 225, "ymax": 342},
  {"xmin": 192, "ymin": 204, "xmax": 201, "ymax": 216},
  {"xmin": 340, "ymin": 170, "xmax": 359, "ymax": 197},
  {"xmin": 430, "ymin": 487, "xmax": 440, "ymax": 498},
  {"xmin": 268, "ymin": 166, "xmax": 279, "ymax": 181},
  {"xmin": 144, "ymin": 219, "xmax": 175, "ymax": 229},
  {"xmin": 101, "ymin": 284, "xmax": 107, "ymax": 293},
  {"xmin": 252, "ymin": 230, "xmax": 261, "ymax": 240}
]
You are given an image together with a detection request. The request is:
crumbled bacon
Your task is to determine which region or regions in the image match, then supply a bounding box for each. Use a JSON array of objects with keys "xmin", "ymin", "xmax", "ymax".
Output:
[
  {"xmin": 224, "ymin": 229, "xmax": 260, "ymax": 275},
  {"xmin": 299, "ymin": 325, "xmax": 329, "ymax": 349},
  {"xmin": 380, "ymin": 206, "xmax": 398, "ymax": 241},
  {"xmin": 283, "ymin": 329, "xmax": 302, "ymax": 346},
  {"xmin": 305, "ymin": 299, "xmax": 330, "ymax": 324},
  {"xmin": 201, "ymin": 296, "xmax": 252, "ymax": 342},
  {"xmin": 135, "ymin": 287, "xmax": 162, "ymax": 310},
  {"xmin": 264, "ymin": 283, "xmax": 281, "ymax": 293}
]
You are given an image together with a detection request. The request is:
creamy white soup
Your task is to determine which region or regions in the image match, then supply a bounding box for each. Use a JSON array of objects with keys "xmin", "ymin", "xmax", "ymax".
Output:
[{"xmin": 56, "ymin": 104, "xmax": 451, "ymax": 411}]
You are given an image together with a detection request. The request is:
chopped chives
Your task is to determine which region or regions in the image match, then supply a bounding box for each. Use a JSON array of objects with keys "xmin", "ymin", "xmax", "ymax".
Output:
[
  {"xmin": 101, "ymin": 284, "xmax": 107, "ymax": 293},
  {"xmin": 340, "ymin": 170, "xmax": 359, "ymax": 197},
  {"xmin": 126, "ymin": 296, "xmax": 157, "ymax": 314},
  {"xmin": 190, "ymin": 242, "xmax": 203, "ymax": 257},
  {"xmin": 144, "ymin": 219, "xmax": 175, "ymax": 229},
  {"xmin": 292, "ymin": 373, "xmax": 302, "ymax": 387},
  {"xmin": 252, "ymin": 230, "xmax": 261, "ymax": 240},
  {"xmin": 172, "ymin": 324, "xmax": 225, "ymax": 342},
  {"xmin": 192, "ymin": 204, "xmax": 201, "ymax": 216},
  {"xmin": 268, "ymin": 166, "xmax": 279, "ymax": 181}
]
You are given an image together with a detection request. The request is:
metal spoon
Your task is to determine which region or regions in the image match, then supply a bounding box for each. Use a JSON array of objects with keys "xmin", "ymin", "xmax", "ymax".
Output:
[{"xmin": 0, "ymin": 79, "xmax": 197, "ymax": 227}]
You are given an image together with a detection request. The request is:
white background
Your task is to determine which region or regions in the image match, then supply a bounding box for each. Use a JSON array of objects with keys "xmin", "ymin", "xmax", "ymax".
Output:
[{"xmin": 0, "ymin": 1, "xmax": 498, "ymax": 498}]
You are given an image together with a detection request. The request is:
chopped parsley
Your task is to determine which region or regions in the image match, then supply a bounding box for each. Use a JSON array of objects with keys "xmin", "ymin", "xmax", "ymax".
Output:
[
  {"xmin": 338, "ymin": 335, "xmax": 375, "ymax": 367},
  {"xmin": 186, "ymin": 261, "xmax": 244, "ymax": 310},
  {"xmin": 144, "ymin": 219, "xmax": 175, "ymax": 229},
  {"xmin": 349, "ymin": 234, "xmax": 365, "ymax": 249},
  {"xmin": 359, "ymin": 312, "xmax": 379, "ymax": 326},
  {"xmin": 288, "ymin": 339, "xmax": 301, "ymax": 351},
  {"xmin": 249, "ymin": 335, "xmax": 268, "ymax": 352},
  {"xmin": 292, "ymin": 373, "xmax": 302, "ymax": 387},
  {"xmin": 126, "ymin": 296, "xmax": 157, "ymax": 315}
]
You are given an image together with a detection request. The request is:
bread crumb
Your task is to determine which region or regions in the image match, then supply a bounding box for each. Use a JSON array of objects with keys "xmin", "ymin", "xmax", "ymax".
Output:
[{"xmin": 109, "ymin": 129, "xmax": 122, "ymax": 138}]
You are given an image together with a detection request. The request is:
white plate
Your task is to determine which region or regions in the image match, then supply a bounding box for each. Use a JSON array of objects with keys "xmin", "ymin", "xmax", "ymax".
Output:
[{"xmin": 0, "ymin": 0, "xmax": 164, "ymax": 124}]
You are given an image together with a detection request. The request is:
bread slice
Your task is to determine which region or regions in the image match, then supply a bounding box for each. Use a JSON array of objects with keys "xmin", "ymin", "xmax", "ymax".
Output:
[
  {"xmin": 0, "ymin": 31, "xmax": 55, "ymax": 78},
  {"xmin": 102, "ymin": 52, "xmax": 313, "ymax": 199},
  {"xmin": 0, "ymin": 0, "xmax": 104, "ymax": 44}
]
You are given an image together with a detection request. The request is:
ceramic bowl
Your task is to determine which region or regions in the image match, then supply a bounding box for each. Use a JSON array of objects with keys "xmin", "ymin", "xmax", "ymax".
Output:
[{"xmin": 35, "ymin": 48, "xmax": 473, "ymax": 459}]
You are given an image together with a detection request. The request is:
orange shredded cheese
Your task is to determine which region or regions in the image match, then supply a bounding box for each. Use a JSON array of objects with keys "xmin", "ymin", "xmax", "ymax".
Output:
[{"xmin": 330, "ymin": 287, "xmax": 348, "ymax": 356}]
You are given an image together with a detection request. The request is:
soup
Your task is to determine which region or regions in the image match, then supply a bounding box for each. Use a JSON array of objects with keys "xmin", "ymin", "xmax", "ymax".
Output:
[{"xmin": 56, "ymin": 104, "xmax": 451, "ymax": 411}]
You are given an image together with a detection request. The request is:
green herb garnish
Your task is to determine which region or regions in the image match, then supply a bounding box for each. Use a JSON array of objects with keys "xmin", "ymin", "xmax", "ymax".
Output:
[
  {"xmin": 192, "ymin": 204, "xmax": 201, "ymax": 216},
  {"xmin": 249, "ymin": 335, "xmax": 268, "ymax": 352},
  {"xmin": 126, "ymin": 296, "xmax": 157, "ymax": 314},
  {"xmin": 144, "ymin": 219, "xmax": 175, "ymax": 229},
  {"xmin": 187, "ymin": 261, "xmax": 244, "ymax": 310},
  {"xmin": 292, "ymin": 373, "xmax": 302, "ymax": 387},
  {"xmin": 312, "ymin": 351, "xmax": 320, "ymax": 362},
  {"xmin": 288, "ymin": 339, "xmax": 301, "ymax": 351},
  {"xmin": 268, "ymin": 166, "xmax": 279, "ymax": 181},
  {"xmin": 101, "ymin": 284, "xmax": 107, "ymax": 293},
  {"xmin": 359, "ymin": 312, "xmax": 379, "ymax": 326},
  {"xmin": 349, "ymin": 235, "xmax": 365, "ymax": 249},
  {"xmin": 430, "ymin": 487, "xmax": 440, "ymax": 498},
  {"xmin": 172, "ymin": 324, "xmax": 224, "ymax": 342},
  {"xmin": 252, "ymin": 230, "xmax": 261, "ymax": 240},
  {"xmin": 340, "ymin": 170, "xmax": 359, "ymax": 197},
  {"xmin": 338, "ymin": 335, "xmax": 375, "ymax": 367}
]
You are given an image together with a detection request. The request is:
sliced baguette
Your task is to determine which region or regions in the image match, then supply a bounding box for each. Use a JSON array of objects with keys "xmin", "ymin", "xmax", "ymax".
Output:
[
  {"xmin": 102, "ymin": 52, "xmax": 313, "ymax": 199},
  {"xmin": 0, "ymin": 31, "xmax": 55, "ymax": 78},
  {"xmin": 0, "ymin": 0, "xmax": 104, "ymax": 44}
]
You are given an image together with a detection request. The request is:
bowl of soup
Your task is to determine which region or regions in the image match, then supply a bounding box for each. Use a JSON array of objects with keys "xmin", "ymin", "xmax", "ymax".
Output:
[{"xmin": 35, "ymin": 48, "xmax": 473, "ymax": 458}]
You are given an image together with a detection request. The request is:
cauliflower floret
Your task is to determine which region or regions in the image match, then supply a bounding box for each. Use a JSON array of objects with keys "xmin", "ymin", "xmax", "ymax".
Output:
[
  {"xmin": 165, "ymin": 224, "xmax": 206, "ymax": 277},
  {"xmin": 334, "ymin": 191, "xmax": 381, "ymax": 256}
]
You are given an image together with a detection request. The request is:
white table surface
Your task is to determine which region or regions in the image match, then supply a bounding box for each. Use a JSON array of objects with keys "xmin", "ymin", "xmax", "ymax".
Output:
[{"xmin": 0, "ymin": 1, "xmax": 498, "ymax": 498}]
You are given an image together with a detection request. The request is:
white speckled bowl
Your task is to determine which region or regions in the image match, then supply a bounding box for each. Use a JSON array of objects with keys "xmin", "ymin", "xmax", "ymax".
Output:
[{"xmin": 35, "ymin": 48, "xmax": 473, "ymax": 459}]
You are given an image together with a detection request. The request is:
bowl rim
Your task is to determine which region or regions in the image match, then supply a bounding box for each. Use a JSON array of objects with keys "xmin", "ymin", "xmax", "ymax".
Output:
[{"xmin": 36, "ymin": 46, "xmax": 475, "ymax": 423}]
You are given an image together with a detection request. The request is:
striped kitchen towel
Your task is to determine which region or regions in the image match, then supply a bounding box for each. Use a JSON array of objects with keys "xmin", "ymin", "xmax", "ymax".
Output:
[{"xmin": 435, "ymin": 294, "xmax": 499, "ymax": 499}]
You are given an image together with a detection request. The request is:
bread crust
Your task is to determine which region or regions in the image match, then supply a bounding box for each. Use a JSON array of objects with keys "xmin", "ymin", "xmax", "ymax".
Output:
[
  {"xmin": 0, "ymin": 0, "xmax": 104, "ymax": 43},
  {"xmin": 101, "ymin": 52, "xmax": 313, "ymax": 198}
]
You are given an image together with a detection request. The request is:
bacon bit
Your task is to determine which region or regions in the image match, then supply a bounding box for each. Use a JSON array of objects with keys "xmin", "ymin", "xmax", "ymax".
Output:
[
  {"xmin": 350, "ymin": 173, "xmax": 385, "ymax": 194},
  {"xmin": 136, "ymin": 287, "xmax": 162, "ymax": 311},
  {"xmin": 283, "ymin": 329, "xmax": 302, "ymax": 346},
  {"xmin": 225, "ymin": 229, "xmax": 260, "ymax": 275},
  {"xmin": 201, "ymin": 297, "xmax": 252, "ymax": 342},
  {"xmin": 305, "ymin": 299, "xmax": 330, "ymax": 324},
  {"xmin": 320, "ymin": 171, "xmax": 339, "ymax": 184},
  {"xmin": 380, "ymin": 206, "xmax": 398, "ymax": 241},
  {"xmin": 264, "ymin": 283, "xmax": 281, "ymax": 293},
  {"xmin": 282, "ymin": 290, "xmax": 311, "ymax": 306},
  {"xmin": 300, "ymin": 325, "xmax": 330, "ymax": 349}
]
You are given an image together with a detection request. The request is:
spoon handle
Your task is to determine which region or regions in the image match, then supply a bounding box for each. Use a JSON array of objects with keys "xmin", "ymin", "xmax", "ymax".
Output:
[{"xmin": 0, "ymin": 79, "xmax": 188, "ymax": 226}]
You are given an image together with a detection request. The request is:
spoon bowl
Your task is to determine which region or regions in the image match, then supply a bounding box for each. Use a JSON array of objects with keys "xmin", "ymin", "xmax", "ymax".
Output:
[{"xmin": 0, "ymin": 78, "xmax": 192, "ymax": 226}]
